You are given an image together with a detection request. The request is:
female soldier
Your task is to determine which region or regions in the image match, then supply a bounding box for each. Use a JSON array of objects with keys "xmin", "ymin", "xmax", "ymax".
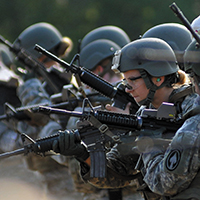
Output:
[{"xmin": 52, "ymin": 38, "xmax": 200, "ymax": 200}]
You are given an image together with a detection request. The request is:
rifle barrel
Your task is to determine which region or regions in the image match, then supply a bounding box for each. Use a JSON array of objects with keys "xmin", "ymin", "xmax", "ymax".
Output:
[
  {"xmin": 0, "ymin": 148, "xmax": 24, "ymax": 160},
  {"xmin": 34, "ymin": 44, "xmax": 140, "ymax": 113},
  {"xmin": 38, "ymin": 106, "xmax": 83, "ymax": 117}
]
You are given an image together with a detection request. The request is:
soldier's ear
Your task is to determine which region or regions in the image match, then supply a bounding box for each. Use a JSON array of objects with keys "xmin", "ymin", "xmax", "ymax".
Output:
[
  {"xmin": 156, "ymin": 78, "xmax": 161, "ymax": 82},
  {"xmin": 93, "ymin": 65, "xmax": 104, "ymax": 75},
  {"xmin": 152, "ymin": 76, "xmax": 164, "ymax": 86}
]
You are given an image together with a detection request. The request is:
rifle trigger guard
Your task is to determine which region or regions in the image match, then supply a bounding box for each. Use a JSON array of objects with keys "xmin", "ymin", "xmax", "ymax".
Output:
[{"xmin": 99, "ymin": 124, "xmax": 108, "ymax": 133}]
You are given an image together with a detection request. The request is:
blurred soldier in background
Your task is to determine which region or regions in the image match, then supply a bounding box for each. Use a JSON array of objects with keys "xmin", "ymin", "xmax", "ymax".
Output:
[
  {"xmin": 13, "ymin": 22, "xmax": 73, "ymax": 95},
  {"xmin": 14, "ymin": 22, "xmax": 77, "ymax": 199},
  {"xmin": 67, "ymin": 38, "xmax": 122, "ymax": 200},
  {"xmin": 0, "ymin": 44, "xmax": 22, "ymax": 153},
  {"xmin": 63, "ymin": 26, "xmax": 141, "ymax": 200},
  {"xmin": 142, "ymin": 23, "xmax": 192, "ymax": 70}
]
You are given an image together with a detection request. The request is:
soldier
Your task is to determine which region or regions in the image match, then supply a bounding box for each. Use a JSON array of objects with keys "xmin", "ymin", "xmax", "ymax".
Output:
[
  {"xmin": 66, "ymin": 25, "xmax": 130, "ymax": 132},
  {"xmin": 14, "ymin": 22, "xmax": 77, "ymax": 199},
  {"xmin": 13, "ymin": 22, "xmax": 73, "ymax": 95},
  {"xmin": 0, "ymin": 44, "xmax": 22, "ymax": 153},
  {"xmin": 65, "ymin": 26, "xmax": 136, "ymax": 200},
  {"xmin": 51, "ymin": 37, "xmax": 200, "ymax": 200},
  {"xmin": 67, "ymin": 39, "xmax": 122, "ymax": 200},
  {"xmin": 141, "ymin": 22, "xmax": 192, "ymax": 70}
]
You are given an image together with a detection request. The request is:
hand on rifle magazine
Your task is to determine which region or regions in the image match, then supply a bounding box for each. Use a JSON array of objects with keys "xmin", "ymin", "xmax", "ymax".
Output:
[{"xmin": 52, "ymin": 130, "xmax": 89, "ymax": 161}]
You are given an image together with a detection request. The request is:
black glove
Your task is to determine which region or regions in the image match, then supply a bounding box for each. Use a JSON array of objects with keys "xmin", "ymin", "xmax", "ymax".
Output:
[{"xmin": 53, "ymin": 130, "xmax": 89, "ymax": 161}]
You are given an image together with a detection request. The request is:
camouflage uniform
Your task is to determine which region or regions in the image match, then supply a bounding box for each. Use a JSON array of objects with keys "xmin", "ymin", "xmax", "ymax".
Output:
[
  {"xmin": 142, "ymin": 94, "xmax": 200, "ymax": 199},
  {"xmin": 17, "ymin": 79, "xmax": 118, "ymax": 200},
  {"xmin": 0, "ymin": 62, "xmax": 22, "ymax": 153},
  {"xmin": 65, "ymin": 87, "xmax": 111, "ymax": 200},
  {"xmin": 80, "ymin": 86, "xmax": 200, "ymax": 200},
  {"xmin": 17, "ymin": 78, "xmax": 76, "ymax": 198}
]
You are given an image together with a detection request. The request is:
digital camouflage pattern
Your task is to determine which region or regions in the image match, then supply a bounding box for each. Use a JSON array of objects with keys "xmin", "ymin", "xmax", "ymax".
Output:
[
  {"xmin": 81, "ymin": 86, "xmax": 200, "ymax": 200},
  {"xmin": 16, "ymin": 78, "xmax": 78, "ymax": 198},
  {"xmin": 17, "ymin": 78, "xmax": 115, "ymax": 199},
  {"xmin": 142, "ymin": 93, "xmax": 200, "ymax": 199}
]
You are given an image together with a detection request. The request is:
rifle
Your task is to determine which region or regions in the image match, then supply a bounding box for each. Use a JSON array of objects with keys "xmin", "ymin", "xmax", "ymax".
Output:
[
  {"xmin": 37, "ymin": 99, "xmax": 182, "ymax": 133},
  {"xmin": 0, "ymin": 99, "xmax": 182, "ymax": 178},
  {"xmin": 169, "ymin": 2, "xmax": 200, "ymax": 45},
  {"xmin": 0, "ymin": 93, "xmax": 111, "ymax": 128},
  {"xmin": 0, "ymin": 35, "xmax": 70, "ymax": 95},
  {"xmin": 34, "ymin": 44, "xmax": 140, "ymax": 114}
]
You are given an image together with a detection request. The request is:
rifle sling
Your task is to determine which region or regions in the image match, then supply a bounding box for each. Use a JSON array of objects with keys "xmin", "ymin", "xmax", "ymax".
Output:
[
  {"xmin": 169, "ymin": 86, "xmax": 195, "ymax": 104},
  {"xmin": 182, "ymin": 106, "xmax": 200, "ymax": 120},
  {"xmin": 89, "ymin": 115, "xmax": 121, "ymax": 142}
]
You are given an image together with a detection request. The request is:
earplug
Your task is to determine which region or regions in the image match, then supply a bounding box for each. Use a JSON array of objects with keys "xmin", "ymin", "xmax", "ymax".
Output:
[{"xmin": 156, "ymin": 78, "xmax": 161, "ymax": 82}]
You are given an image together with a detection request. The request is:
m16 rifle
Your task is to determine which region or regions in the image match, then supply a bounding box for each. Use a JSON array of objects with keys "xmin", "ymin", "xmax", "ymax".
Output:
[
  {"xmin": 0, "ymin": 35, "xmax": 70, "ymax": 94},
  {"xmin": 0, "ymin": 92, "xmax": 111, "ymax": 128},
  {"xmin": 34, "ymin": 44, "xmax": 140, "ymax": 114},
  {"xmin": 0, "ymin": 99, "xmax": 184, "ymax": 179}
]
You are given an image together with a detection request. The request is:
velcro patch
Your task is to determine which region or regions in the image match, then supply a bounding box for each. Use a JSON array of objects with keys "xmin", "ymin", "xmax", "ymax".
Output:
[{"xmin": 165, "ymin": 149, "xmax": 181, "ymax": 171}]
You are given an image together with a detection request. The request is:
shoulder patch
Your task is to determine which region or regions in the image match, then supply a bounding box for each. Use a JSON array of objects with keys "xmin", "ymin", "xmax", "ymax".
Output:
[{"xmin": 165, "ymin": 149, "xmax": 181, "ymax": 171}]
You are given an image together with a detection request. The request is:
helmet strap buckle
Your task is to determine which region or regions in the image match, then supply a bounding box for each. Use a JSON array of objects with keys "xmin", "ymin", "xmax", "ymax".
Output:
[{"xmin": 111, "ymin": 50, "xmax": 121, "ymax": 73}]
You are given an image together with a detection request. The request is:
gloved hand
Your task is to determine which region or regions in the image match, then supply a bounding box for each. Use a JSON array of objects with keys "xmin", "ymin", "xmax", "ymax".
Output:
[{"xmin": 53, "ymin": 130, "xmax": 89, "ymax": 161}]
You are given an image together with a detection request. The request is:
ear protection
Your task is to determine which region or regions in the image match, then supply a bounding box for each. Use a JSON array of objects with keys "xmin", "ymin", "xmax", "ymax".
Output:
[{"xmin": 156, "ymin": 78, "xmax": 161, "ymax": 82}]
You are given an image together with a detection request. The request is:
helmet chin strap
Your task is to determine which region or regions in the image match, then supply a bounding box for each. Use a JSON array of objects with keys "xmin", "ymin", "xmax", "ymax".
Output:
[{"xmin": 138, "ymin": 70, "xmax": 166, "ymax": 107}]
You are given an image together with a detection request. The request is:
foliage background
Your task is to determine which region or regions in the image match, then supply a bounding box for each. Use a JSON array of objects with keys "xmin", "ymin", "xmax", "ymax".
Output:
[{"xmin": 0, "ymin": 0, "xmax": 199, "ymax": 61}]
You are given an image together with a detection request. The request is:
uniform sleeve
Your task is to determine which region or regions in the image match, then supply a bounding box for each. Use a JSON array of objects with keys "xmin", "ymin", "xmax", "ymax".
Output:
[
  {"xmin": 142, "ymin": 114, "xmax": 200, "ymax": 196},
  {"xmin": 17, "ymin": 78, "xmax": 50, "ymax": 106}
]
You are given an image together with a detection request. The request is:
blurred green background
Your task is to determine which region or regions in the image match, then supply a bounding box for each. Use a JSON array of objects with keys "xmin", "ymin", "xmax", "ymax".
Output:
[{"xmin": 0, "ymin": 0, "xmax": 199, "ymax": 61}]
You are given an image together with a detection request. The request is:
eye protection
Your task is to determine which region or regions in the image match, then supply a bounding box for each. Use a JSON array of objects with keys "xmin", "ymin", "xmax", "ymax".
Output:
[{"xmin": 122, "ymin": 75, "xmax": 142, "ymax": 90}]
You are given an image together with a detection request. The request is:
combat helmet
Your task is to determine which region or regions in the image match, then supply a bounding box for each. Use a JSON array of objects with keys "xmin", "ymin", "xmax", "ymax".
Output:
[
  {"xmin": 142, "ymin": 23, "xmax": 192, "ymax": 69},
  {"xmin": 79, "ymin": 25, "xmax": 131, "ymax": 51},
  {"xmin": 191, "ymin": 15, "xmax": 200, "ymax": 34},
  {"xmin": 112, "ymin": 37, "xmax": 178, "ymax": 76},
  {"xmin": 184, "ymin": 40, "xmax": 200, "ymax": 76},
  {"xmin": 79, "ymin": 39, "xmax": 121, "ymax": 71},
  {"xmin": 112, "ymin": 38, "xmax": 179, "ymax": 105},
  {"xmin": 13, "ymin": 22, "xmax": 73, "ymax": 59},
  {"xmin": 0, "ymin": 44, "xmax": 14, "ymax": 68}
]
